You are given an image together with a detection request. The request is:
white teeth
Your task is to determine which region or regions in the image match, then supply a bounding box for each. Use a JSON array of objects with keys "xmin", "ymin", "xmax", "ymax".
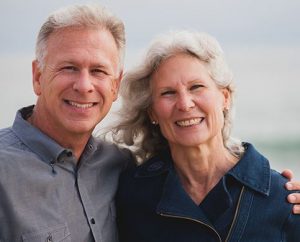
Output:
[
  {"xmin": 68, "ymin": 101, "xmax": 94, "ymax": 109},
  {"xmin": 176, "ymin": 118, "xmax": 203, "ymax": 127}
]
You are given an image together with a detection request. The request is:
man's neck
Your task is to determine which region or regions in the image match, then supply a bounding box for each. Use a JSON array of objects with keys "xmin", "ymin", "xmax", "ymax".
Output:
[{"xmin": 27, "ymin": 113, "xmax": 91, "ymax": 161}]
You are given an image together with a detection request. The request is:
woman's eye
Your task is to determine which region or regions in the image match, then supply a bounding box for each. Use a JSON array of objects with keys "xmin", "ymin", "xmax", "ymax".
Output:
[{"xmin": 161, "ymin": 90, "xmax": 175, "ymax": 96}]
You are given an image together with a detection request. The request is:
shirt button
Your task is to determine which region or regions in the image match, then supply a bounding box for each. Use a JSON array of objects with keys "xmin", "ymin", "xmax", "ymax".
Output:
[
  {"xmin": 88, "ymin": 144, "xmax": 93, "ymax": 150},
  {"xmin": 47, "ymin": 234, "xmax": 53, "ymax": 242},
  {"xmin": 90, "ymin": 218, "xmax": 96, "ymax": 224},
  {"xmin": 66, "ymin": 151, "xmax": 73, "ymax": 157}
]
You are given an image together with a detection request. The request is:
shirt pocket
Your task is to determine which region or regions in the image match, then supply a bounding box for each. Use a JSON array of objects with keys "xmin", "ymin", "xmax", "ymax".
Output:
[{"xmin": 21, "ymin": 223, "xmax": 71, "ymax": 242}]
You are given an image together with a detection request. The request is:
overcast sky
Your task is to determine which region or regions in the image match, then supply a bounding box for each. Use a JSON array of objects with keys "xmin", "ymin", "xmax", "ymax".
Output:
[{"xmin": 1, "ymin": 0, "xmax": 299, "ymax": 57}]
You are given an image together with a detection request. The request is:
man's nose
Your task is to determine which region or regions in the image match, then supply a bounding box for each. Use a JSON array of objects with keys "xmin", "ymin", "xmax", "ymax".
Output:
[{"xmin": 73, "ymin": 70, "xmax": 94, "ymax": 93}]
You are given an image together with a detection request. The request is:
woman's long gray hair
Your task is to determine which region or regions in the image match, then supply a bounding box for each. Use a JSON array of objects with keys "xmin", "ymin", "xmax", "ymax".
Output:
[{"xmin": 111, "ymin": 30, "xmax": 244, "ymax": 162}]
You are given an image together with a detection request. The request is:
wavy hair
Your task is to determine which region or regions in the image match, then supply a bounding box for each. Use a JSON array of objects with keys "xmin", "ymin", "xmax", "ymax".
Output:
[{"xmin": 112, "ymin": 30, "xmax": 244, "ymax": 162}]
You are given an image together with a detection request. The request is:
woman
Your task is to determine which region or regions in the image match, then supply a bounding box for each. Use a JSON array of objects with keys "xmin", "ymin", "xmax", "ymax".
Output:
[{"xmin": 113, "ymin": 30, "xmax": 300, "ymax": 241}]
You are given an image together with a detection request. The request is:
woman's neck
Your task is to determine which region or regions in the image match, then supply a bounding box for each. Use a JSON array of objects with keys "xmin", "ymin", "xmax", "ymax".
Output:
[{"xmin": 170, "ymin": 141, "xmax": 239, "ymax": 205}]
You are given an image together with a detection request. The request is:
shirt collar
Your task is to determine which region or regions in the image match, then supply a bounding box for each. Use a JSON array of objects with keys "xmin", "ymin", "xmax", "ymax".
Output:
[
  {"xmin": 12, "ymin": 106, "xmax": 68, "ymax": 165},
  {"xmin": 80, "ymin": 135, "xmax": 98, "ymax": 162},
  {"xmin": 228, "ymin": 142, "xmax": 271, "ymax": 196}
]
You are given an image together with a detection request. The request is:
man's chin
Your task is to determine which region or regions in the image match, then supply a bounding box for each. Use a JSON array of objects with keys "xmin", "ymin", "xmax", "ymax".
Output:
[{"xmin": 63, "ymin": 121, "xmax": 96, "ymax": 136}]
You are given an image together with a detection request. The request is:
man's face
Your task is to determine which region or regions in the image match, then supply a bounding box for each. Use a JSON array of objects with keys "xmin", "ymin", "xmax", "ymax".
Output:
[{"xmin": 32, "ymin": 27, "xmax": 122, "ymax": 138}]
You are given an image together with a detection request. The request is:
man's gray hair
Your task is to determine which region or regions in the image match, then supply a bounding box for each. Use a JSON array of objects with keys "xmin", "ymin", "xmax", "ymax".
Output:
[{"xmin": 35, "ymin": 4, "xmax": 125, "ymax": 70}]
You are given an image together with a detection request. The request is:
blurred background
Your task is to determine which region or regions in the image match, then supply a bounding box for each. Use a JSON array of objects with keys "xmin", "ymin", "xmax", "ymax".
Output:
[{"xmin": 0, "ymin": 0, "xmax": 299, "ymax": 179}]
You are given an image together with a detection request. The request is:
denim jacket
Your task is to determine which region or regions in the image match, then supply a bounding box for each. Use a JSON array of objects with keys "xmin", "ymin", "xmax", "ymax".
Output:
[{"xmin": 117, "ymin": 143, "xmax": 300, "ymax": 242}]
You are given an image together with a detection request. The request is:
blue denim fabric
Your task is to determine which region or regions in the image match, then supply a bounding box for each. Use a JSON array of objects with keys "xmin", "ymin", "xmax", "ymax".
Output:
[{"xmin": 117, "ymin": 143, "xmax": 300, "ymax": 242}]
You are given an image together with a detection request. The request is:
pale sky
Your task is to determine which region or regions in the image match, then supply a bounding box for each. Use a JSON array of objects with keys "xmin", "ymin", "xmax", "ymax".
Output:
[{"xmin": 1, "ymin": 0, "xmax": 299, "ymax": 56}]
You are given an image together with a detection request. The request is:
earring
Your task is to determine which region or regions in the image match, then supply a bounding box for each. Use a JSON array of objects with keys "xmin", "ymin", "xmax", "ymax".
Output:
[
  {"xmin": 223, "ymin": 107, "xmax": 229, "ymax": 117},
  {"xmin": 152, "ymin": 120, "xmax": 158, "ymax": 125}
]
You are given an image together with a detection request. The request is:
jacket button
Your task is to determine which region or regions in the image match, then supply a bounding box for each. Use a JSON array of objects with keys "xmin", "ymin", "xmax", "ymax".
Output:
[
  {"xmin": 90, "ymin": 218, "xmax": 96, "ymax": 224},
  {"xmin": 147, "ymin": 161, "xmax": 164, "ymax": 171}
]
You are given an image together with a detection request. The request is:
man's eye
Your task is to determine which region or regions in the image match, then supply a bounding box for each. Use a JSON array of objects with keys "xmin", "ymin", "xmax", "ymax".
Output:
[
  {"xmin": 91, "ymin": 69, "xmax": 107, "ymax": 75},
  {"xmin": 62, "ymin": 66, "xmax": 77, "ymax": 71},
  {"xmin": 190, "ymin": 84, "xmax": 203, "ymax": 90}
]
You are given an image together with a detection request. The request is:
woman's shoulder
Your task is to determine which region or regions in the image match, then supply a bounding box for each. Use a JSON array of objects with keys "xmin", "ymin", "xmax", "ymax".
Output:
[
  {"xmin": 119, "ymin": 153, "xmax": 172, "ymax": 193},
  {"xmin": 233, "ymin": 143, "xmax": 297, "ymax": 198},
  {"xmin": 268, "ymin": 168, "xmax": 298, "ymax": 198},
  {"xmin": 123, "ymin": 151, "xmax": 171, "ymax": 174}
]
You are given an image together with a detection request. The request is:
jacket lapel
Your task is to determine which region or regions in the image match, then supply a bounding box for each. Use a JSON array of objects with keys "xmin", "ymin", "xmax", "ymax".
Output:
[{"xmin": 156, "ymin": 167, "xmax": 212, "ymax": 226}]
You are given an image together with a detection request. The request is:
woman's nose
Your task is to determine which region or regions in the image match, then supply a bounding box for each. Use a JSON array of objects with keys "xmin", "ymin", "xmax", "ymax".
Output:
[{"xmin": 176, "ymin": 92, "xmax": 195, "ymax": 111}]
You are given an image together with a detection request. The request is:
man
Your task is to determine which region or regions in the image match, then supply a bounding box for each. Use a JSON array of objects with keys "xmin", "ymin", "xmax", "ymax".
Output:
[
  {"xmin": 0, "ymin": 3, "xmax": 299, "ymax": 242},
  {"xmin": 0, "ymin": 4, "xmax": 128, "ymax": 241}
]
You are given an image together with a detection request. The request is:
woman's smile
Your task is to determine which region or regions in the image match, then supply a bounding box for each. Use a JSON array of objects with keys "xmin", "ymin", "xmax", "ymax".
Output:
[{"xmin": 175, "ymin": 117, "xmax": 204, "ymax": 127}]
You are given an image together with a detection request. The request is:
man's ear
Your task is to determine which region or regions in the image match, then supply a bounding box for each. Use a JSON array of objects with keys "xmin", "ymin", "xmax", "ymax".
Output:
[
  {"xmin": 112, "ymin": 69, "xmax": 123, "ymax": 101},
  {"xmin": 32, "ymin": 60, "xmax": 42, "ymax": 96}
]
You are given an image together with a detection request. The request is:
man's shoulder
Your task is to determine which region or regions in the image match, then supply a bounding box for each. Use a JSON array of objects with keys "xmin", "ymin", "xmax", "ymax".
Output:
[
  {"xmin": 89, "ymin": 138, "xmax": 134, "ymax": 168},
  {"xmin": 0, "ymin": 129, "xmax": 26, "ymax": 173},
  {"xmin": 0, "ymin": 127, "xmax": 32, "ymax": 160},
  {"xmin": 95, "ymin": 138, "xmax": 132, "ymax": 159},
  {"xmin": 0, "ymin": 127, "xmax": 19, "ymax": 149}
]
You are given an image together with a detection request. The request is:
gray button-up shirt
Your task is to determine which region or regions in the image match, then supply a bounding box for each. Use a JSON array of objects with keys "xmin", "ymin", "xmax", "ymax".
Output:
[{"xmin": 0, "ymin": 106, "xmax": 130, "ymax": 242}]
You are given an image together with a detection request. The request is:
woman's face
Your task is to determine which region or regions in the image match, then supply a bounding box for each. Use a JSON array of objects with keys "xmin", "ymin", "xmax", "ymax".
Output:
[{"xmin": 149, "ymin": 53, "xmax": 230, "ymax": 149}]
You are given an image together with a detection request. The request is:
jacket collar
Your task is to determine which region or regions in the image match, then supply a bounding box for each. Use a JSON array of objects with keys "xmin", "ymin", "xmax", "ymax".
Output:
[
  {"xmin": 135, "ymin": 143, "xmax": 271, "ymax": 196},
  {"xmin": 134, "ymin": 143, "xmax": 271, "ymax": 224},
  {"xmin": 135, "ymin": 150, "xmax": 213, "ymax": 224},
  {"xmin": 228, "ymin": 143, "xmax": 271, "ymax": 196}
]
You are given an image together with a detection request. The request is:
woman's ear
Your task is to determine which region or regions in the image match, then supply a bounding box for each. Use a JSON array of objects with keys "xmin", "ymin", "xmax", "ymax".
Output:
[
  {"xmin": 147, "ymin": 107, "xmax": 158, "ymax": 124},
  {"xmin": 222, "ymin": 88, "xmax": 231, "ymax": 110}
]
